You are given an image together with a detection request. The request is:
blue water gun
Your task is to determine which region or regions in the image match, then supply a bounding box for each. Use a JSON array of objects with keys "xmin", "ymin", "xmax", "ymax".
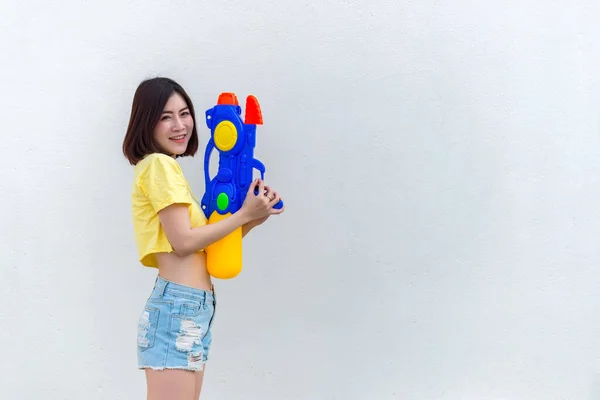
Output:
[{"xmin": 200, "ymin": 92, "xmax": 283, "ymax": 279}]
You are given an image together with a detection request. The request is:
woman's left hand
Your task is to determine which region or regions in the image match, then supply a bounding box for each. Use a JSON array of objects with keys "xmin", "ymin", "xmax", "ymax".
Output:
[
  {"xmin": 258, "ymin": 184, "xmax": 283, "ymax": 223},
  {"xmin": 249, "ymin": 184, "xmax": 283, "ymax": 227},
  {"xmin": 242, "ymin": 184, "xmax": 284, "ymax": 237}
]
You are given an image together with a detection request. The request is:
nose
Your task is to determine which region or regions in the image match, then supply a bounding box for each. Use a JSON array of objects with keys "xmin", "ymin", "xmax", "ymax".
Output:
[{"xmin": 172, "ymin": 116, "xmax": 185, "ymax": 131}]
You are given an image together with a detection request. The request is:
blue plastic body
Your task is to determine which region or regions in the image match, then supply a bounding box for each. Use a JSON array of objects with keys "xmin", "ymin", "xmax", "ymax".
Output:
[{"xmin": 200, "ymin": 101, "xmax": 283, "ymax": 220}]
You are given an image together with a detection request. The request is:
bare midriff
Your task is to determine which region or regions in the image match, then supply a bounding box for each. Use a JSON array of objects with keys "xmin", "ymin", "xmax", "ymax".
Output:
[{"xmin": 154, "ymin": 251, "xmax": 213, "ymax": 291}]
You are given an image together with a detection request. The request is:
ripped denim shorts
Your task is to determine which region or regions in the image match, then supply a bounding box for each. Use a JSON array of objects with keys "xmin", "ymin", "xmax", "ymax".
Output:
[{"xmin": 137, "ymin": 276, "xmax": 216, "ymax": 372}]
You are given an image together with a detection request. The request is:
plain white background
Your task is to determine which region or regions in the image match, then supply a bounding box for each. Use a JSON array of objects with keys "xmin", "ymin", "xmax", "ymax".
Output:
[{"xmin": 2, "ymin": 0, "xmax": 600, "ymax": 399}]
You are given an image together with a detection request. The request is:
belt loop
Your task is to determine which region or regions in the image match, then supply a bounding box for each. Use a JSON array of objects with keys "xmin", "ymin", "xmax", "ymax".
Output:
[{"xmin": 157, "ymin": 277, "xmax": 167, "ymax": 297}]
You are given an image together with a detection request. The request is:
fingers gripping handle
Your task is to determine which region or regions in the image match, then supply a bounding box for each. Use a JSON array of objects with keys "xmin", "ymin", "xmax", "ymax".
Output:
[{"xmin": 253, "ymin": 185, "xmax": 284, "ymax": 209}]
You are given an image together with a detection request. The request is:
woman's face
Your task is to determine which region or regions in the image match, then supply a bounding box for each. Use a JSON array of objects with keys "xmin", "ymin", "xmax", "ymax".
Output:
[{"xmin": 153, "ymin": 92, "xmax": 194, "ymax": 156}]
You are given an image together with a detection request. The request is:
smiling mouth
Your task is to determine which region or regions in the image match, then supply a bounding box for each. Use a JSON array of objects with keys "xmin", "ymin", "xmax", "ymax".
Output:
[{"xmin": 170, "ymin": 134, "xmax": 187, "ymax": 141}]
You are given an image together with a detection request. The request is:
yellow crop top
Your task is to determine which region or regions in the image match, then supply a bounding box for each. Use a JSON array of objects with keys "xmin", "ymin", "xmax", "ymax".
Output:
[{"xmin": 131, "ymin": 153, "xmax": 207, "ymax": 268}]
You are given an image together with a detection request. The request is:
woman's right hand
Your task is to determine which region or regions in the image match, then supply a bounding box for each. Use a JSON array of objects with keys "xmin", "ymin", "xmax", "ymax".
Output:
[{"xmin": 239, "ymin": 178, "xmax": 284, "ymax": 221}]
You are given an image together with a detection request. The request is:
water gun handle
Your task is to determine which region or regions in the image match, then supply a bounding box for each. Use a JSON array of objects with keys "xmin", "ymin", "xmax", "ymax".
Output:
[
  {"xmin": 252, "ymin": 159, "xmax": 284, "ymax": 209},
  {"xmin": 203, "ymin": 138, "xmax": 215, "ymax": 191}
]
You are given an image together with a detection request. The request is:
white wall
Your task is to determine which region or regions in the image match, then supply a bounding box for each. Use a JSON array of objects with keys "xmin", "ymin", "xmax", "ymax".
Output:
[{"xmin": 2, "ymin": 0, "xmax": 600, "ymax": 399}]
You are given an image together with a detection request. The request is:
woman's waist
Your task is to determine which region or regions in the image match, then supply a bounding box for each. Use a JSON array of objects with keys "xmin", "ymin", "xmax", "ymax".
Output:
[{"xmin": 155, "ymin": 252, "xmax": 212, "ymax": 291}]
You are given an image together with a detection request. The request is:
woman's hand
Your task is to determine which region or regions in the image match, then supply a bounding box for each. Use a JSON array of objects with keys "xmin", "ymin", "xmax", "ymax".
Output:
[
  {"xmin": 254, "ymin": 183, "xmax": 282, "ymax": 225},
  {"xmin": 239, "ymin": 178, "xmax": 284, "ymax": 222}
]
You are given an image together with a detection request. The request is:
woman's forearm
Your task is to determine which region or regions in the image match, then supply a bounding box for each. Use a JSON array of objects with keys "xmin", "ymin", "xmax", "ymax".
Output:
[
  {"xmin": 181, "ymin": 212, "xmax": 250, "ymax": 254},
  {"xmin": 159, "ymin": 205, "xmax": 252, "ymax": 256},
  {"xmin": 242, "ymin": 221, "xmax": 257, "ymax": 238}
]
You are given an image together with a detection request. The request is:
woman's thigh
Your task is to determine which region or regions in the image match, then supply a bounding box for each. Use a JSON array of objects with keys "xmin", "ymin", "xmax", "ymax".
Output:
[
  {"xmin": 146, "ymin": 369, "xmax": 203, "ymax": 400},
  {"xmin": 194, "ymin": 368, "xmax": 206, "ymax": 399}
]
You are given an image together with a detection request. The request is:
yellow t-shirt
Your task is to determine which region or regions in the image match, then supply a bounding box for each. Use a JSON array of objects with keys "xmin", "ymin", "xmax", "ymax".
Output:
[{"xmin": 131, "ymin": 153, "xmax": 207, "ymax": 268}]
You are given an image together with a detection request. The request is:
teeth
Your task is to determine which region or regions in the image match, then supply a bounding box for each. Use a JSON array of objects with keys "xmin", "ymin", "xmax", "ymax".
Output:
[{"xmin": 171, "ymin": 135, "xmax": 185, "ymax": 140}]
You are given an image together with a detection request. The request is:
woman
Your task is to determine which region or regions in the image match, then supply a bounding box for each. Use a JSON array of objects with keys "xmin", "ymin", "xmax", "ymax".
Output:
[{"xmin": 122, "ymin": 77, "xmax": 284, "ymax": 400}]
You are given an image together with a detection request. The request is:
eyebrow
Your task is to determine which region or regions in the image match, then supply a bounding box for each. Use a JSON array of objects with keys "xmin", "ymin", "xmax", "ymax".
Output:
[{"xmin": 162, "ymin": 107, "xmax": 189, "ymax": 114}]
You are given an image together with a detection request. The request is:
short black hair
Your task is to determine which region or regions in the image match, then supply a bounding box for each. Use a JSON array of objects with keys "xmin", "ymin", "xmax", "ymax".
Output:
[{"xmin": 122, "ymin": 77, "xmax": 199, "ymax": 165}]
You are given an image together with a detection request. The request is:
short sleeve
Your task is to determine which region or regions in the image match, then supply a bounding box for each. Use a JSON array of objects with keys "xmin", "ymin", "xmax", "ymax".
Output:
[{"xmin": 139, "ymin": 154, "xmax": 192, "ymax": 213}]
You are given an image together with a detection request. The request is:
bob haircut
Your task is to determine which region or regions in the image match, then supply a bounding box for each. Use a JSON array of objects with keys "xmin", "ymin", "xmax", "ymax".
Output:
[{"xmin": 123, "ymin": 77, "xmax": 199, "ymax": 165}]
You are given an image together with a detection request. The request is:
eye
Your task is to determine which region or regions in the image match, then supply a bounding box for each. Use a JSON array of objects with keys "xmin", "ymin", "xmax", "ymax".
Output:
[
  {"xmin": 161, "ymin": 115, "xmax": 171, "ymax": 121},
  {"xmin": 181, "ymin": 111, "xmax": 190, "ymax": 116}
]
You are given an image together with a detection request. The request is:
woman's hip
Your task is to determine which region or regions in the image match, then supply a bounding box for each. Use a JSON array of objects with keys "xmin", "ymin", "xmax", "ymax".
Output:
[{"xmin": 136, "ymin": 276, "xmax": 217, "ymax": 371}]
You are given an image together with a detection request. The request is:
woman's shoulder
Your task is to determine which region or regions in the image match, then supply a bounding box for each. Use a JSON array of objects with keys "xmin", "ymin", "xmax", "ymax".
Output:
[
  {"xmin": 134, "ymin": 153, "xmax": 184, "ymax": 180},
  {"xmin": 136, "ymin": 153, "xmax": 181, "ymax": 170},
  {"xmin": 137, "ymin": 152, "xmax": 177, "ymax": 165}
]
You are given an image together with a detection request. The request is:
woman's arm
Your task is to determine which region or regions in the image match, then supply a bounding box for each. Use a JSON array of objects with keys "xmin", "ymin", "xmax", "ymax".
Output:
[
  {"xmin": 242, "ymin": 220, "xmax": 258, "ymax": 238},
  {"xmin": 158, "ymin": 205, "xmax": 251, "ymax": 257},
  {"xmin": 158, "ymin": 178, "xmax": 282, "ymax": 255}
]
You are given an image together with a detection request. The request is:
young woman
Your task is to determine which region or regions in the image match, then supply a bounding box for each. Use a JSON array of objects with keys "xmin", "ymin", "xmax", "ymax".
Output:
[{"xmin": 122, "ymin": 77, "xmax": 284, "ymax": 400}]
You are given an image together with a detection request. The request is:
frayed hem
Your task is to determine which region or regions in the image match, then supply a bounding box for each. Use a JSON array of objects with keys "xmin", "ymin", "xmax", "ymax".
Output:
[{"xmin": 138, "ymin": 365, "xmax": 205, "ymax": 372}]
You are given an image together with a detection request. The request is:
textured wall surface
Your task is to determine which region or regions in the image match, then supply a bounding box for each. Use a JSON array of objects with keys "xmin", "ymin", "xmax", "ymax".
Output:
[{"xmin": 1, "ymin": 0, "xmax": 600, "ymax": 399}]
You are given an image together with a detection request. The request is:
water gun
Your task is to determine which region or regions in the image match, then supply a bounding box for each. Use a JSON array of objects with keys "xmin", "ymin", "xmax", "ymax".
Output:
[{"xmin": 200, "ymin": 92, "xmax": 283, "ymax": 279}]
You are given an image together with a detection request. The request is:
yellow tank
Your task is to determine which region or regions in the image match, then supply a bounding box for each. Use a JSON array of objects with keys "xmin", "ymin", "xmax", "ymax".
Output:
[{"xmin": 205, "ymin": 210, "xmax": 243, "ymax": 279}]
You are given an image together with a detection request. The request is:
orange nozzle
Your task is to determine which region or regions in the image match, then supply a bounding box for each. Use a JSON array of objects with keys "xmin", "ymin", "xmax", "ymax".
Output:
[
  {"xmin": 217, "ymin": 92, "xmax": 239, "ymax": 106},
  {"xmin": 244, "ymin": 95, "xmax": 263, "ymax": 125}
]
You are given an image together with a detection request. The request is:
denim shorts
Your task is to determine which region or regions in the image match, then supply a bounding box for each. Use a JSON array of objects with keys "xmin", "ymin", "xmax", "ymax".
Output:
[{"xmin": 137, "ymin": 276, "xmax": 217, "ymax": 372}]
